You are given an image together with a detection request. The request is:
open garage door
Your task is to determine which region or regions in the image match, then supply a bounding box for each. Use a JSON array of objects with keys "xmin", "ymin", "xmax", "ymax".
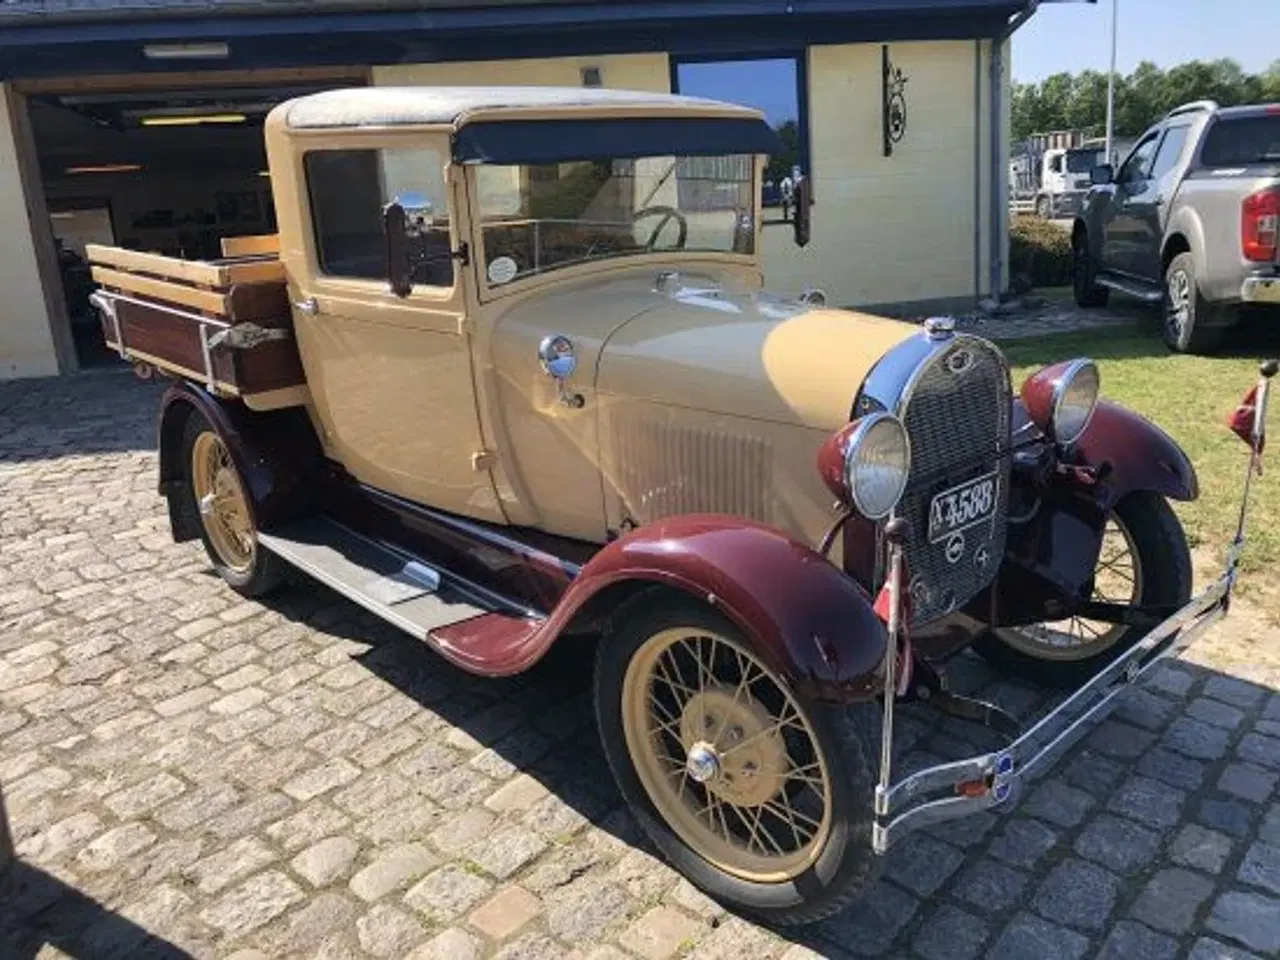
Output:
[{"xmin": 24, "ymin": 71, "xmax": 365, "ymax": 368}]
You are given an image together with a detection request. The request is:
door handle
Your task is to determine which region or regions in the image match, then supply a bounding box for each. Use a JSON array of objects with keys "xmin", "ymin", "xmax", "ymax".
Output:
[{"xmin": 293, "ymin": 297, "xmax": 318, "ymax": 315}]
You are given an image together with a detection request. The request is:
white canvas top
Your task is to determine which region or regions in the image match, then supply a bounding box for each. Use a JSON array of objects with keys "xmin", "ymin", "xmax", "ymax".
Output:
[{"xmin": 281, "ymin": 86, "xmax": 757, "ymax": 129}]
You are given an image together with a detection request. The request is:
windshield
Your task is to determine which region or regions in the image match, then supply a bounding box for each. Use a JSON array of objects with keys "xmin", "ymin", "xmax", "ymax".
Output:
[
  {"xmin": 475, "ymin": 155, "xmax": 755, "ymax": 285},
  {"xmin": 1065, "ymin": 148, "xmax": 1105, "ymax": 174},
  {"xmin": 1201, "ymin": 115, "xmax": 1280, "ymax": 167}
]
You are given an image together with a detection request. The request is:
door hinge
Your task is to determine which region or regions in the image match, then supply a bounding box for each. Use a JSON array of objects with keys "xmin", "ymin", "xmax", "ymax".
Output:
[
  {"xmin": 471, "ymin": 449, "xmax": 497, "ymax": 472},
  {"xmin": 453, "ymin": 242, "xmax": 471, "ymax": 267}
]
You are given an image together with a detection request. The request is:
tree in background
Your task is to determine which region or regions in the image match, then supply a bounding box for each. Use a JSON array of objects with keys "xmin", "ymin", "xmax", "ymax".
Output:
[{"xmin": 1013, "ymin": 58, "xmax": 1280, "ymax": 139}]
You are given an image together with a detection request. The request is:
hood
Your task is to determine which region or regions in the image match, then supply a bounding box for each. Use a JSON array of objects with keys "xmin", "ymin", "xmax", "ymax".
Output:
[{"xmin": 597, "ymin": 279, "xmax": 918, "ymax": 432}]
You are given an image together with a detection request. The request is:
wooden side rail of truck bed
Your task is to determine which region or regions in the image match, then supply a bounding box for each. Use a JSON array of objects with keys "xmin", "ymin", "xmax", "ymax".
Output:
[{"xmin": 86, "ymin": 237, "xmax": 308, "ymax": 411}]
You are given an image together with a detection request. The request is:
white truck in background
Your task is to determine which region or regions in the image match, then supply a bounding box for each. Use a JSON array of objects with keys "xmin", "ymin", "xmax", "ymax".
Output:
[{"xmin": 1011, "ymin": 131, "xmax": 1132, "ymax": 219}]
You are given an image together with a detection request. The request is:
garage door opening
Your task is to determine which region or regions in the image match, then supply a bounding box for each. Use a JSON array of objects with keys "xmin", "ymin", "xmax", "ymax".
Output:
[{"xmin": 28, "ymin": 80, "xmax": 355, "ymax": 369}]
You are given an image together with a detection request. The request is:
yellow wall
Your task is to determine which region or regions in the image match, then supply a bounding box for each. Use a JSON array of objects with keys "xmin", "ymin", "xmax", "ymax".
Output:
[
  {"xmin": 376, "ymin": 44, "xmax": 1000, "ymax": 310},
  {"xmin": 373, "ymin": 53, "xmax": 670, "ymax": 93},
  {"xmin": 762, "ymin": 41, "xmax": 991, "ymax": 307},
  {"xmin": 0, "ymin": 84, "xmax": 63, "ymax": 379}
]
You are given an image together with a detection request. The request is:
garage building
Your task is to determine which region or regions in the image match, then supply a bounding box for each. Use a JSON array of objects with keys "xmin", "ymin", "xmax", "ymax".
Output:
[{"xmin": 0, "ymin": 0, "xmax": 1056, "ymax": 379}]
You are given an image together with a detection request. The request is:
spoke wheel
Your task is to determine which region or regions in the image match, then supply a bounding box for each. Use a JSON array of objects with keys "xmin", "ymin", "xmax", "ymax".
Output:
[
  {"xmin": 996, "ymin": 514, "xmax": 1143, "ymax": 662},
  {"xmin": 974, "ymin": 491, "xmax": 1192, "ymax": 690},
  {"xmin": 190, "ymin": 431, "xmax": 256, "ymax": 574},
  {"xmin": 620, "ymin": 627, "xmax": 832, "ymax": 883}
]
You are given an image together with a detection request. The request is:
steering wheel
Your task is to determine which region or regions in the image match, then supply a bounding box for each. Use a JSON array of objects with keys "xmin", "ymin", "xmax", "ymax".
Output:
[{"xmin": 633, "ymin": 206, "xmax": 689, "ymax": 251}]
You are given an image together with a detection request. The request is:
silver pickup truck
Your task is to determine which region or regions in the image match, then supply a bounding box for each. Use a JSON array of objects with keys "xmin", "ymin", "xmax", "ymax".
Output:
[{"xmin": 1073, "ymin": 100, "xmax": 1280, "ymax": 353}]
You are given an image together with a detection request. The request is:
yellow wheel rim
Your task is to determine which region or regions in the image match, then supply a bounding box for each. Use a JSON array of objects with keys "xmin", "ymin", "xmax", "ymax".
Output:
[
  {"xmin": 620, "ymin": 626, "xmax": 833, "ymax": 883},
  {"xmin": 190, "ymin": 431, "xmax": 256, "ymax": 574}
]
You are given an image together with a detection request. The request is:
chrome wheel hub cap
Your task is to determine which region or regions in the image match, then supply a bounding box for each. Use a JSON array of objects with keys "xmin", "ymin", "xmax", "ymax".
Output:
[{"xmin": 685, "ymin": 741, "xmax": 720, "ymax": 784}]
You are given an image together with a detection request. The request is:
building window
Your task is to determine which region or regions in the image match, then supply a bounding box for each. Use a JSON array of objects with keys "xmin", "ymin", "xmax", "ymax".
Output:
[
  {"xmin": 672, "ymin": 55, "xmax": 809, "ymax": 225},
  {"xmin": 305, "ymin": 146, "xmax": 454, "ymax": 288}
]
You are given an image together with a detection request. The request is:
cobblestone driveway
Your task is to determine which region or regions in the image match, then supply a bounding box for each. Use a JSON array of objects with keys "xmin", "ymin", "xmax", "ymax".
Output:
[{"xmin": 2, "ymin": 371, "xmax": 1279, "ymax": 960}]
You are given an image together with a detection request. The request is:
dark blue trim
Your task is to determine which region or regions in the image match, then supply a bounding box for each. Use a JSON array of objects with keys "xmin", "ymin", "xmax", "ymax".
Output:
[
  {"xmin": 1, "ymin": 7, "xmax": 1019, "ymax": 80},
  {"xmin": 451, "ymin": 116, "xmax": 784, "ymax": 165}
]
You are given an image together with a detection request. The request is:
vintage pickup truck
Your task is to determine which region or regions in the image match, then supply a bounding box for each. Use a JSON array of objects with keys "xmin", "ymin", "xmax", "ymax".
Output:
[
  {"xmin": 87, "ymin": 86, "xmax": 1274, "ymax": 926},
  {"xmin": 1073, "ymin": 100, "xmax": 1280, "ymax": 353}
]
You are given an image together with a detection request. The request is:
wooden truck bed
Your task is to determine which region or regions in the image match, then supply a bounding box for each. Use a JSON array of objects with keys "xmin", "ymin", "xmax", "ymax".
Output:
[{"xmin": 86, "ymin": 234, "xmax": 308, "ymax": 410}]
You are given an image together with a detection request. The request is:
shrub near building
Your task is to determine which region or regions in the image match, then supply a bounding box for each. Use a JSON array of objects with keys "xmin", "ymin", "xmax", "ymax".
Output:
[{"xmin": 1010, "ymin": 214, "xmax": 1072, "ymax": 289}]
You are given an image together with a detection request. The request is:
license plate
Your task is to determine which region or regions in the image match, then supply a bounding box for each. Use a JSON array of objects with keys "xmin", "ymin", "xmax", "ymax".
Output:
[{"xmin": 928, "ymin": 472, "xmax": 998, "ymax": 543}]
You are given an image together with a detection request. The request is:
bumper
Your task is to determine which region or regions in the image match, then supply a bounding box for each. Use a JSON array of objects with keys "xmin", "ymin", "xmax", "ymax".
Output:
[
  {"xmin": 1241, "ymin": 275, "xmax": 1280, "ymax": 304},
  {"xmin": 871, "ymin": 564, "xmax": 1235, "ymax": 853}
]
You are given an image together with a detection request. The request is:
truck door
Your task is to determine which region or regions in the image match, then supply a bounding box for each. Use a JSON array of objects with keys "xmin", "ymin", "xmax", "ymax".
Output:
[
  {"xmin": 285, "ymin": 140, "xmax": 506, "ymax": 524},
  {"xmin": 1124, "ymin": 123, "xmax": 1191, "ymax": 282},
  {"xmin": 1102, "ymin": 132, "xmax": 1161, "ymax": 276}
]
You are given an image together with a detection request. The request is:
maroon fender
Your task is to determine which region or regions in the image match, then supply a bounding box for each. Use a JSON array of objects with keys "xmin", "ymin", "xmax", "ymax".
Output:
[
  {"xmin": 508, "ymin": 515, "xmax": 889, "ymax": 702},
  {"xmin": 157, "ymin": 381, "xmax": 322, "ymax": 541},
  {"xmin": 1076, "ymin": 400, "xmax": 1199, "ymax": 502}
]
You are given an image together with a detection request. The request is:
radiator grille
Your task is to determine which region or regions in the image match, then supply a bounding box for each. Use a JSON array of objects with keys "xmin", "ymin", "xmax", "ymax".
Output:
[{"xmin": 897, "ymin": 337, "xmax": 1011, "ymax": 626}]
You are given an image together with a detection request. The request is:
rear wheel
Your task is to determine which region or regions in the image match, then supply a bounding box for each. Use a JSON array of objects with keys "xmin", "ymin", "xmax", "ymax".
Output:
[
  {"xmin": 183, "ymin": 413, "xmax": 284, "ymax": 597},
  {"xmin": 1163, "ymin": 252, "xmax": 1225, "ymax": 354},
  {"xmin": 973, "ymin": 492, "xmax": 1191, "ymax": 689},
  {"xmin": 594, "ymin": 596, "xmax": 881, "ymax": 926},
  {"xmin": 1072, "ymin": 232, "xmax": 1110, "ymax": 308}
]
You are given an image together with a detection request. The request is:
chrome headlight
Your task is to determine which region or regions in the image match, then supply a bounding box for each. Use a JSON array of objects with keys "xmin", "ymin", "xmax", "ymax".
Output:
[
  {"xmin": 1051, "ymin": 358, "xmax": 1100, "ymax": 445},
  {"xmin": 1021, "ymin": 356, "xmax": 1100, "ymax": 446},
  {"xmin": 844, "ymin": 413, "xmax": 911, "ymax": 520}
]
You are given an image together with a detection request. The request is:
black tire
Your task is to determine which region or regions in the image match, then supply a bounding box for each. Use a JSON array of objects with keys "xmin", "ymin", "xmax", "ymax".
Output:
[
  {"xmin": 1163, "ymin": 252, "xmax": 1225, "ymax": 354},
  {"xmin": 594, "ymin": 594, "xmax": 882, "ymax": 926},
  {"xmin": 1072, "ymin": 231, "xmax": 1110, "ymax": 308},
  {"xmin": 181, "ymin": 412, "xmax": 285, "ymax": 598},
  {"xmin": 973, "ymin": 491, "xmax": 1192, "ymax": 689}
]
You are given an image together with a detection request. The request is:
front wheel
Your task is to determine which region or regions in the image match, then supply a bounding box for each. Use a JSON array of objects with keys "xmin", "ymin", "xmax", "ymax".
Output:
[
  {"xmin": 1072, "ymin": 232, "xmax": 1110, "ymax": 308},
  {"xmin": 973, "ymin": 492, "xmax": 1192, "ymax": 689},
  {"xmin": 594, "ymin": 596, "xmax": 882, "ymax": 926}
]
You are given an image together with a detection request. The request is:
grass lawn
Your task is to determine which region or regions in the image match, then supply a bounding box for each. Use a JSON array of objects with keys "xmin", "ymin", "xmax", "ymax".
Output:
[{"xmin": 999, "ymin": 320, "xmax": 1280, "ymax": 610}]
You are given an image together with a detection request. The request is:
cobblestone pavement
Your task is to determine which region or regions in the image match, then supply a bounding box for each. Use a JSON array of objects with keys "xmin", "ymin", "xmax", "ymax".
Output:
[{"xmin": 2, "ymin": 370, "xmax": 1280, "ymax": 960}]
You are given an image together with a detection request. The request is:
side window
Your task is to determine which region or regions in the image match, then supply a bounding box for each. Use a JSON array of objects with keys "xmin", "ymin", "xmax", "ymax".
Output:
[
  {"xmin": 305, "ymin": 146, "xmax": 453, "ymax": 288},
  {"xmin": 1149, "ymin": 124, "xmax": 1190, "ymax": 182},
  {"xmin": 1048, "ymin": 154, "xmax": 1063, "ymax": 174},
  {"xmin": 1117, "ymin": 134, "xmax": 1160, "ymax": 185}
]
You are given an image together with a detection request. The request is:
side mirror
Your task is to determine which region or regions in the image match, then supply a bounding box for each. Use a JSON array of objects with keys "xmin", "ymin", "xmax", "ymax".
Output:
[
  {"xmin": 383, "ymin": 201, "xmax": 413, "ymax": 299},
  {"xmin": 1091, "ymin": 164, "xmax": 1114, "ymax": 186},
  {"xmin": 793, "ymin": 174, "xmax": 812, "ymax": 249},
  {"xmin": 383, "ymin": 194, "xmax": 437, "ymax": 299}
]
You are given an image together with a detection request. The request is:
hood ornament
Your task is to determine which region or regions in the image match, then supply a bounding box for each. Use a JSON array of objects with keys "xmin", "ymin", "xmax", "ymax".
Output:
[{"xmin": 924, "ymin": 317, "xmax": 956, "ymax": 341}]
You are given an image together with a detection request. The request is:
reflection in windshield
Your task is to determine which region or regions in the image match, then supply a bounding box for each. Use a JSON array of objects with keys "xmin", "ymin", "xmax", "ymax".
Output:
[
  {"xmin": 475, "ymin": 155, "xmax": 756, "ymax": 284},
  {"xmin": 1066, "ymin": 149, "xmax": 1105, "ymax": 174}
]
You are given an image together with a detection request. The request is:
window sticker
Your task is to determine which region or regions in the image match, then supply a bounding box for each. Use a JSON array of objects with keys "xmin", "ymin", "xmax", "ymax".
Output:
[{"xmin": 488, "ymin": 256, "xmax": 518, "ymax": 285}]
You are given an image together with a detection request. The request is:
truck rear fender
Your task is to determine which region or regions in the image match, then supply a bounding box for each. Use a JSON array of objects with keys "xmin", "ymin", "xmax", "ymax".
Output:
[
  {"xmin": 542, "ymin": 516, "xmax": 889, "ymax": 704},
  {"xmin": 157, "ymin": 381, "xmax": 322, "ymax": 542},
  {"xmin": 1161, "ymin": 204, "xmax": 1206, "ymax": 280}
]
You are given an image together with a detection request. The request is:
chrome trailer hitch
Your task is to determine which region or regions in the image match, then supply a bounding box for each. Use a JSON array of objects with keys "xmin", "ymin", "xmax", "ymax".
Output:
[{"xmin": 871, "ymin": 360, "xmax": 1276, "ymax": 855}]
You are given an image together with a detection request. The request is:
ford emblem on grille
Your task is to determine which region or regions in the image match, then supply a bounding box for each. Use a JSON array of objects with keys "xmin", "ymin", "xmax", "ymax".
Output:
[{"xmin": 946, "ymin": 349, "xmax": 973, "ymax": 375}]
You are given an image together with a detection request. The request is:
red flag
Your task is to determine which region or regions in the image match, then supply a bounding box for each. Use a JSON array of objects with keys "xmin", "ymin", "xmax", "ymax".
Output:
[{"xmin": 1229, "ymin": 386, "xmax": 1265, "ymax": 453}]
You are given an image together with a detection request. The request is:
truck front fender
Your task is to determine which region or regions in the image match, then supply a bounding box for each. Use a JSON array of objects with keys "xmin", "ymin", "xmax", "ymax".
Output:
[
  {"xmin": 157, "ymin": 381, "xmax": 321, "ymax": 541},
  {"xmin": 540, "ymin": 516, "xmax": 889, "ymax": 704},
  {"xmin": 1077, "ymin": 400, "xmax": 1199, "ymax": 503}
]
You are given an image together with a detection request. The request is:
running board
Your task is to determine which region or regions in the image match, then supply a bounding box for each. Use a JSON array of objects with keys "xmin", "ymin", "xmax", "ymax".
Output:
[
  {"xmin": 257, "ymin": 517, "xmax": 497, "ymax": 641},
  {"xmin": 1096, "ymin": 273, "xmax": 1163, "ymax": 303}
]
